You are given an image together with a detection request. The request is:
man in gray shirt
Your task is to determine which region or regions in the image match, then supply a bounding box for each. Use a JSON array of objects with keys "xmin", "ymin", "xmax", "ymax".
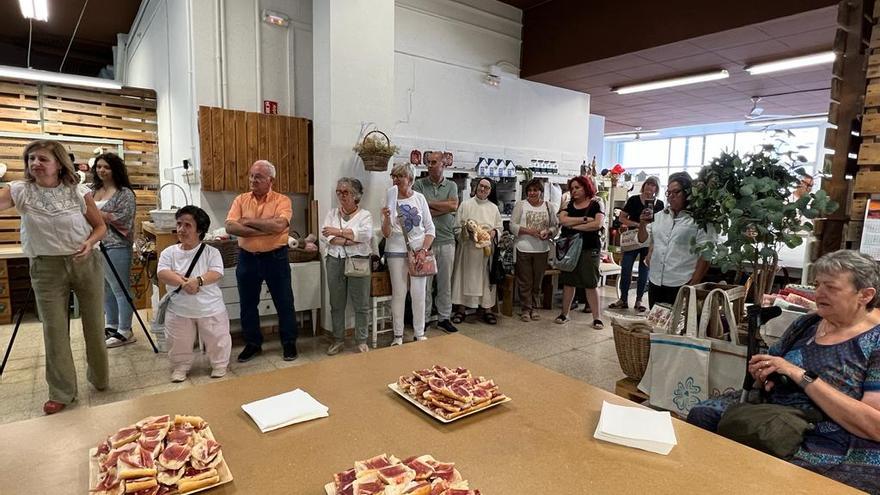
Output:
[{"xmin": 413, "ymin": 152, "xmax": 459, "ymax": 333}]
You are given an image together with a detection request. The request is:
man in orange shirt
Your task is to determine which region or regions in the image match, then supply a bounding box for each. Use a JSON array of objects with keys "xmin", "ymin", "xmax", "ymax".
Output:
[{"xmin": 226, "ymin": 160, "xmax": 298, "ymax": 362}]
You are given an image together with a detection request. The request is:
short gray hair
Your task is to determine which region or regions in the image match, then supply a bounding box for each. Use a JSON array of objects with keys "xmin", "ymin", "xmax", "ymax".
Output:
[
  {"xmin": 253, "ymin": 160, "xmax": 276, "ymax": 178},
  {"xmin": 390, "ymin": 162, "xmax": 414, "ymax": 181},
  {"xmin": 813, "ymin": 250, "xmax": 880, "ymax": 309},
  {"xmin": 336, "ymin": 177, "xmax": 363, "ymax": 203}
]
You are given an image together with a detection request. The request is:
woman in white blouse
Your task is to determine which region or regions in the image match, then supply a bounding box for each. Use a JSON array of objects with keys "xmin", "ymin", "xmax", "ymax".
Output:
[
  {"xmin": 382, "ymin": 163, "xmax": 436, "ymax": 346},
  {"xmin": 320, "ymin": 177, "xmax": 373, "ymax": 354},
  {"xmin": 510, "ymin": 178, "xmax": 557, "ymax": 322}
]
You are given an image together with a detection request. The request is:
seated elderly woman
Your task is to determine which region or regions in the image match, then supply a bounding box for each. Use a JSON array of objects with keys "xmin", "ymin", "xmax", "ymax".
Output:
[{"xmin": 687, "ymin": 250, "xmax": 880, "ymax": 493}]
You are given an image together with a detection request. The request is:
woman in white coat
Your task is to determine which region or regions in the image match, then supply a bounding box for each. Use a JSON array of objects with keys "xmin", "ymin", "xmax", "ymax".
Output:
[{"xmin": 451, "ymin": 177, "xmax": 503, "ymax": 324}]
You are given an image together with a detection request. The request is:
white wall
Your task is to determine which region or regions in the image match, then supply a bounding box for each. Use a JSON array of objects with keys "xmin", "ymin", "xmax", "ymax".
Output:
[
  {"xmin": 128, "ymin": 0, "xmax": 313, "ymax": 232},
  {"xmin": 392, "ymin": 0, "xmax": 590, "ymax": 175},
  {"xmin": 125, "ymin": 0, "xmax": 197, "ymax": 210},
  {"xmin": 587, "ymin": 114, "xmax": 606, "ymax": 166}
]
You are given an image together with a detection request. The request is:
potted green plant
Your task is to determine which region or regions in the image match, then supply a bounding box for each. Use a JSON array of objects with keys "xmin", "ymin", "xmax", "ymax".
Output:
[{"xmin": 688, "ymin": 133, "xmax": 838, "ymax": 303}]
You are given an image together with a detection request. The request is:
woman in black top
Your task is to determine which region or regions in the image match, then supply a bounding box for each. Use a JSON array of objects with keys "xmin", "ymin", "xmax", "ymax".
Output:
[
  {"xmin": 608, "ymin": 176, "xmax": 663, "ymax": 312},
  {"xmin": 556, "ymin": 175, "xmax": 605, "ymax": 328}
]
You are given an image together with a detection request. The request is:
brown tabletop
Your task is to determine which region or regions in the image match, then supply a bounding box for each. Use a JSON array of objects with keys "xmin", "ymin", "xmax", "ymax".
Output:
[{"xmin": 0, "ymin": 334, "xmax": 860, "ymax": 494}]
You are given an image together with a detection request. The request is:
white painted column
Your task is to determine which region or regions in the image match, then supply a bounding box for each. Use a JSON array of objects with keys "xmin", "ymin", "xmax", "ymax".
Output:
[{"xmin": 313, "ymin": 0, "xmax": 396, "ymax": 330}]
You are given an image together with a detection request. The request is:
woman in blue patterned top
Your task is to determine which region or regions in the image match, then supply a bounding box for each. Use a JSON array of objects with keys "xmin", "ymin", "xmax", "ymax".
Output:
[{"xmin": 688, "ymin": 250, "xmax": 880, "ymax": 493}]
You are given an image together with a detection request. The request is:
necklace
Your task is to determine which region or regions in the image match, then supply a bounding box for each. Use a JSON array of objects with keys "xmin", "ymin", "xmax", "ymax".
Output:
[
  {"xmin": 340, "ymin": 206, "xmax": 358, "ymax": 219},
  {"xmin": 817, "ymin": 313, "xmax": 868, "ymax": 338}
]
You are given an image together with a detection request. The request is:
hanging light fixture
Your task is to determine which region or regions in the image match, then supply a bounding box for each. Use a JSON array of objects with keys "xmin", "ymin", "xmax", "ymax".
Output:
[{"xmin": 19, "ymin": 0, "xmax": 48, "ymax": 21}]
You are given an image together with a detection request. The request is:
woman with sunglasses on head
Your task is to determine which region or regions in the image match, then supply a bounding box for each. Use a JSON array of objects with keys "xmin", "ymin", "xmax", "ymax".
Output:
[{"xmin": 637, "ymin": 172, "xmax": 717, "ymax": 307}]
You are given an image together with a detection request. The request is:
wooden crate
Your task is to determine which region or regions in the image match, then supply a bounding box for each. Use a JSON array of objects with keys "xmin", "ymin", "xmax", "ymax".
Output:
[
  {"xmin": 0, "ymin": 297, "xmax": 10, "ymax": 324},
  {"xmin": 371, "ymin": 271, "xmax": 392, "ymax": 297}
]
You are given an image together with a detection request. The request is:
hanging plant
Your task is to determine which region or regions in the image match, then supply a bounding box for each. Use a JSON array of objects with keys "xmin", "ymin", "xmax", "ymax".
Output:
[{"xmin": 689, "ymin": 131, "xmax": 838, "ymax": 302}]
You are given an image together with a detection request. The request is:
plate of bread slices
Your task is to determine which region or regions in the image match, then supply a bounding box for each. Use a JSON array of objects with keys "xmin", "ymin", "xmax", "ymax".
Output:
[
  {"xmin": 324, "ymin": 453, "xmax": 482, "ymax": 495},
  {"xmin": 390, "ymin": 364, "xmax": 510, "ymax": 423},
  {"xmin": 89, "ymin": 414, "xmax": 232, "ymax": 495}
]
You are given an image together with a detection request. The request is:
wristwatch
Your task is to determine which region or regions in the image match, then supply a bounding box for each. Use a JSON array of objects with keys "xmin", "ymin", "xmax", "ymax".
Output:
[
  {"xmin": 197, "ymin": 276, "xmax": 204, "ymax": 287},
  {"xmin": 799, "ymin": 370, "xmax": 819, "ymax": 389}
]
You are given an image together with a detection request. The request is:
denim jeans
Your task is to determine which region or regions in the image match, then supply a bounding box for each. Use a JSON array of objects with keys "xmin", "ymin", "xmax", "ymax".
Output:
[
  {"xmin": 236, "ymin": 246, "xmax": 297, "ymax": 347},
  {"xmin": 102, "ymin": 246, "xmax": 133, "ymax": 331},
  {"xmin": 619, "ymin": 247, "xmax": 649, "ymax": 304},
  {"xmin": 424, "ymin": 243, "xmax": 455, "ymax": 321}
]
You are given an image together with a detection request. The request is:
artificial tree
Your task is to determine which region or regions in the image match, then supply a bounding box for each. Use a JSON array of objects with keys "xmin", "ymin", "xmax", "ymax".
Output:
[{"xmin": 688, "ymin": 134, "xmax": 838, "ymax": 303}]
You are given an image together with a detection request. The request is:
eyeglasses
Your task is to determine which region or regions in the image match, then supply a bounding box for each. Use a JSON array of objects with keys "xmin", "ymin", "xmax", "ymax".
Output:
[
  {"xmin": 477, "ymin": 184, "xmax": 491, "ymax": 191},
  {"xmin": 665, "ymin": 188, "xmax": 683, "ymax": 197},
  {"xmin": 335, "ymin": 190, "xmax": 351, "ymax": 196},
  {"xmin": 249, "ymin": 174, "xmax": 269, "ymax": 182}
]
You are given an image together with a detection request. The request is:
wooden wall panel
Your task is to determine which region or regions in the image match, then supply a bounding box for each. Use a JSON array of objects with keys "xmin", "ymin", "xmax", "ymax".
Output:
[
  {"xmin": 196, "ymin": 106, "xmax": 311, "ymax": 194},
  {"xmin": 198, "ymin": 106, "xmax": 214, "ymax": 191}
]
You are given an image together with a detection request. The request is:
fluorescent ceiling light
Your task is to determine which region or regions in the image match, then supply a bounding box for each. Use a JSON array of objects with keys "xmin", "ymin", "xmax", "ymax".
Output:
[
  {"xmin": 0, "ymin": 65, "xmax": 122, "ymax": 89},
  {"xmin": 745, "ymin": 51, "xmax": 836, "ymax": 75},
  {"xmin": 612, "ymin": 70, "xmax": 728, "ymax": 95},
  {"xmin": 745, "ymin": 114, "xmax": 828, "ymax": 127},
  {"xmin": 19, "ymin": 0, "xmax": 48, "ymax": 21},
  {"xmin": 606, "ymin": 132, "xmax": 660, "ymax": 140}
]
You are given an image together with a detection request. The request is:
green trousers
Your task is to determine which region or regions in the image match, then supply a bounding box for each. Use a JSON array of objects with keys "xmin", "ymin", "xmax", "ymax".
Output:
[
  {"xmin": 325, "ymin": 255, "xmax": 371, "ymax": 344},
  {"xmin": 30, "ymin": 251, "xmax": 108, "ymax": 404}
]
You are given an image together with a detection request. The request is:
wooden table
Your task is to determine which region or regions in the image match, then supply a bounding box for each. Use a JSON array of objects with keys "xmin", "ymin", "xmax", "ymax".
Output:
[{"xmin": 0, "ymin": 334, "xmax": 859, "ymax": 494}]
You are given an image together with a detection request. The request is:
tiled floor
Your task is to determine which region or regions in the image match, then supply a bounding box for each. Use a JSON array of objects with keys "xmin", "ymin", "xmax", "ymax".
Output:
[{"xmin": 0, "ymin": 286, "xmax": 641, "ymax": 425}]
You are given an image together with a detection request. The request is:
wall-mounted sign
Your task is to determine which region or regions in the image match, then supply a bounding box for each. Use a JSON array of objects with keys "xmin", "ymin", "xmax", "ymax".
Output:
[{"xmin": 263, "ymin": 100, "xmax": 278, "ymax": 115}]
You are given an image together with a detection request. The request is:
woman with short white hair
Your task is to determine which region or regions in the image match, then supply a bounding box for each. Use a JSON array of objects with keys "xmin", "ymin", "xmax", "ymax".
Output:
[{"xmin": 381, "ymin": 163, "xmax": 435, "ymax": 346}]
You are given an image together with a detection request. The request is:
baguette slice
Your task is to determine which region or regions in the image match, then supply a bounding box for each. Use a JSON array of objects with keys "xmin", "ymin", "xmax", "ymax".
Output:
[
  {"xmin": 124, "ymin": 477, "xmax": 158, "ymax": 493},
  {"xmin": 177, "ymin": 475, "xmax": 220, "ymax": 494}
]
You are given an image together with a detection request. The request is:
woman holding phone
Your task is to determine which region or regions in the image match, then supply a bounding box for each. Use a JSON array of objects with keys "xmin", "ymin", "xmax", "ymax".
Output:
[{"xmin": 608, "ymin": 176, "xmax": 663, "ymax": 312}]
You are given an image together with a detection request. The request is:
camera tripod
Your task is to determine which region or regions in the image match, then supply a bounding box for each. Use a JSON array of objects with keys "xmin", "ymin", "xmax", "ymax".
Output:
[{"xmin": 0, "ymin": 242, "xmax": 157, "ymax": 377}]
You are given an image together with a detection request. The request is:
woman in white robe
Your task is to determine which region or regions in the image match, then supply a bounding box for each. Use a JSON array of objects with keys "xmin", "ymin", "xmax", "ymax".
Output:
[{"xmin": 451, "ymin": 178, "xmax": 503, "ymax": 324}]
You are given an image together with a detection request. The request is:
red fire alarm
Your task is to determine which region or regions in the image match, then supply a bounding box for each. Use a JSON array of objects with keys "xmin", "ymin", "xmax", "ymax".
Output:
[{"xmin": 263, "ymin": 100, "xmax": 278, "ymax": 114}]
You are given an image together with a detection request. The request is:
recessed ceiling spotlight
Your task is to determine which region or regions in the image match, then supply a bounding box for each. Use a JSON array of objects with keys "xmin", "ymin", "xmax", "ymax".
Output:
[{"xmin": 612, "ymin": 70, "xmax": 729, "ymax": 95}]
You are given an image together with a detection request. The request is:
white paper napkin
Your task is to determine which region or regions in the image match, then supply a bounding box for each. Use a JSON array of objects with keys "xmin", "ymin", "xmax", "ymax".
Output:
[
  {"xmin": 241, "ymin": 389, "xmax": 329, "ymax": 433},
  {"xmin": 593, "ymin": 400, "xmax": 677, "ymax": 455}
]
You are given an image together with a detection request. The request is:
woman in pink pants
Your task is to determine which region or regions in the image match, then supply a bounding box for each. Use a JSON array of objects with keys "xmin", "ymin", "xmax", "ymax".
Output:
[{"xmin": 157, "ymin": 206, "xmax": 231, "ymax": 382}]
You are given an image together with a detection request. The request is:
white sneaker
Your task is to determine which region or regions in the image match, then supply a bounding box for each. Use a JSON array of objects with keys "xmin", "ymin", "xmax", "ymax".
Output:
[
  {"xmin": 390, "ymin": 337, "xmax": 403, "ymax": 347},
  {"xmin": 414, "ymin": 335, "xmax": 427, "ymax": 342},
  {"xmin": 210, "ymin": 367, "xmax": 227, "ymax": 378},
  {"xmin": 327, "ymin": 341, "xmax": 345, "ymax": 355},
  {"xmin": 357, "ymin": 343, "xmax": 370, "ymax": 353},
  {"xmin": 106, "ymin": 330, "xmax": 137, "ymax": 348},
  {"xmin": 170, "ymin": 369, "xmax": 187, "ymax": 383}
]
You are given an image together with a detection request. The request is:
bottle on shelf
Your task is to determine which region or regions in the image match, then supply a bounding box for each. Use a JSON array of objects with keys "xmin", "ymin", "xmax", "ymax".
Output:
[
  {"xmin": 589, "ymin": 156, "xmax": 598, "ymax": 178},
  {"xmin": 550, "ymin": 161, "xmax": 557, "ymax": 175}
]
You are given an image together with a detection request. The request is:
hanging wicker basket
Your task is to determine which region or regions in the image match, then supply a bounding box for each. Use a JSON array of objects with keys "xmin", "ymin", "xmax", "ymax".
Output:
[{"xmin": 357, "ymin": 130, "xmax": 395, "ymax": 172}]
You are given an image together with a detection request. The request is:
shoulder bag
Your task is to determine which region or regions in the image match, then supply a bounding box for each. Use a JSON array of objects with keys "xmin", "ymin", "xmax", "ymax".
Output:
[
  {"xmin": 488, "ymin": 236, "xmax": 506, "ymax": 285},
  {"xmin": 398, "ymin": 205, "xmax": 437, "ymax": 277},
  {"xmin": 154, "ymin": 243, "xmax": 207, "ymax": 325},
  {"xmin": 339, "ymin": 211, "xmax": 371, "ymax": 277}
]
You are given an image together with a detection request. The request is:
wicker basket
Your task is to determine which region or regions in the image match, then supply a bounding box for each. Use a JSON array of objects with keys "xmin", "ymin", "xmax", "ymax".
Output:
[
  {"xmin": 357, "ymin": 130, "xmax": 394, "ymax": 172},
  {"xmin": 612, "ymin": 316, "xmax": 655, "ymax": 381},
  {"xmin": 289, "ymin": 248, "xmax": 319, "ymax": 263},
  {"xmin": 206, "ymin": 239, "xmax": 239, "ymax": 268}
]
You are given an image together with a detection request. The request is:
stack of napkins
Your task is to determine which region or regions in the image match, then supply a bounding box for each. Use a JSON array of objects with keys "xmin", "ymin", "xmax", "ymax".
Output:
[
  {"xmin": 593, "ymin": 401, "xmax": 677, "ymax": 455},
  {"xmin": 241, "ymin": 388, "xmax": 329, "ymax": 433}
]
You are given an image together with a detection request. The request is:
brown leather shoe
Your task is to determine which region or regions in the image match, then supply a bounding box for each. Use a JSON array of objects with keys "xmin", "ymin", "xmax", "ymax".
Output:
[{"xmin": 43, "ymin": 400, "xmax": 66, "ymax": 415}]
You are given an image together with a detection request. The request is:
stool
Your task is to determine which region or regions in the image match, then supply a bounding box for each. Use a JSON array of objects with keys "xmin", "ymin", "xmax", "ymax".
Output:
[{"xmin": 371, "ymin": 295, "xmax": 393, "ymax": 348}]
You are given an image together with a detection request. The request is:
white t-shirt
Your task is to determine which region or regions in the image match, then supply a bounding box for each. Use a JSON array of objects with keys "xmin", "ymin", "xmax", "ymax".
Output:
[
  {"xmin": 320, "ymin": 207, "xmax": 373, "ymax": 258},
  {"xmin": 157, "ymin": 243, "xmax": 227, "ymax": 318},
  {"xmin": 385, "ymin": 192, "xmax": 436, "ymax": 253}
]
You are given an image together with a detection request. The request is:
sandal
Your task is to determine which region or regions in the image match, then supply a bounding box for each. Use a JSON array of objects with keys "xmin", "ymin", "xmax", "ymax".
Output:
[
  {"xmin": 520, "ymin": 313, "xmax": 531, "ymax": 322},
  {"xmin": 635, "ymin": 302, "xmax": 647, "ymax": 313},
  {"xmin": 554, "ymin": 313, "xmax": 570, "ymax": 324},
  {"xmin": 592, "ymin": 319, "xmax": 605, "ymax": 330},
  {"xmin": 607, "ymin": 300, "xmax": 628, "ymax": 310},
  {"xmin": 451, "ymin": 312, "xmax": 465, "ymax": 324},
  {"xmin": 483, "ymin": 312, "xmax": 498, "ymax": 325}
]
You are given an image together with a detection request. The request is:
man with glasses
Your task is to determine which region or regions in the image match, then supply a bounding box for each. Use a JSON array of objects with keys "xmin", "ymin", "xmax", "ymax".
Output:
[
  {"xmin": 637, "ymin": 172, "xmax": 717, "ymax": 307},
  {"xmin": 226, "ymin": 160, "xmax": 298, "ymax": 362},
  {"xmin": 413, "ymin": 152, "xmax": 459, "ymax": 333}
]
